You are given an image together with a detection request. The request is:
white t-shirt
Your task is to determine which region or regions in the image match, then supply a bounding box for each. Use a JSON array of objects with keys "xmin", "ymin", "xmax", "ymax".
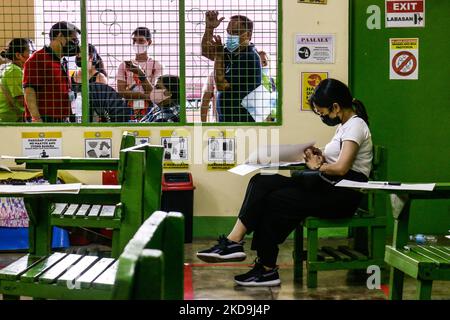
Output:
[{"xmin": 323, "ymin": 115, "xmax": 373, "ymax": 178}]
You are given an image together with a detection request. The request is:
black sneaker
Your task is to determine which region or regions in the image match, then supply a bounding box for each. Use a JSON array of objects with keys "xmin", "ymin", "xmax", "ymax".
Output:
[
  {"xmin": 234, "ymin": 260, "xmax": 281, "ymax": 287},
  {"xmin": 196, "ymin": 235, "xmax": 246, "ymax": 263}
]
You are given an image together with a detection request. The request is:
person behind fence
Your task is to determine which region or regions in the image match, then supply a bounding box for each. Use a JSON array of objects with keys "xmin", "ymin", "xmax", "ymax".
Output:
[
  {"xmin": 200, "ymin": 70, "xmax": 218, "ymax": 122},
  {"xmin": 201, "ymin": 11, "xmax": 261, "ymax": 122},
  {"xmin": 23, "ymin": 21, "xmax": 80, "ymax": 123},
  {"xmin": 140, "ymin": 75, "xmax": 180, "ymax": 123},
  {"xmin": 0, "ymin": 38, "xmax": 34, "ymax": 122},
  {"xmin": 197, "ymin": 78, "xmax": 373, "ymax": 287},
  {"xmin": 116, "ymin": 26, "xmax": 163, "ymax": 121},
  {"xmin": 71, "ymin": 43, "xmax": 107, "ymax": 121}
]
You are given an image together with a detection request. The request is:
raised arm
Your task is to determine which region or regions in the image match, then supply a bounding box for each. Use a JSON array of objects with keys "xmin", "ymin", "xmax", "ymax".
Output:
[{"xmin": 201, "ymin": 10, "xmax": 225, "ymax": 61}]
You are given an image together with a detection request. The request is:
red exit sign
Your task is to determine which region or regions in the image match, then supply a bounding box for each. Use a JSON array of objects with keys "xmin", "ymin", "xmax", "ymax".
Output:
[{"xmin": 387, "ymin": 1, "xmax": 424, "ymax": 13}]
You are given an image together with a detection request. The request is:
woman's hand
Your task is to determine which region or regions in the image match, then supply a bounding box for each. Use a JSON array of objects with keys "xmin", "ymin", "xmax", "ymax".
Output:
[
  {"xmin": 305, "ymin": 154, "xmax": 324, "ymax": 170},
  {"xmin": 304, "ymin": 147, "xmax": 325, "ymax": 170}
]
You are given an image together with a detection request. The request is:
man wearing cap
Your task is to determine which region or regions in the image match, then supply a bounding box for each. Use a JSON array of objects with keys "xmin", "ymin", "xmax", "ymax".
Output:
[
  {"xmin": 23, "ymin": 21, "xmax": 80, "ymax": 122},
  {"xmin": 116, "ymin": 27, "xmax": 163, "ymax": 121}
]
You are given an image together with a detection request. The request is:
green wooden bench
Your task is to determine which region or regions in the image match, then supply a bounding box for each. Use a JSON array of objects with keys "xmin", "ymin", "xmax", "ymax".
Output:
[
  {"xmin": 384, "ymin": 184, "xmax": 450, "ymax": 300},
  {"xmin": 0, "ymin": 210, "xmax": 184, "ymax": 300},
  {"xmin": 292, "ymin": 145, "xmax": 388, "ymax": 288},
  {"xmin": 49, "ymin": 143, "xmax": 164, "ymax": 257},
  {"xmin": 1, "ymin": 144, "xmax": 163, "ymax": 260}
]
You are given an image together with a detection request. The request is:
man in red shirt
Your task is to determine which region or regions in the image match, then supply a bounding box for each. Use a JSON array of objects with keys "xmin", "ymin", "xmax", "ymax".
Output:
[{"xmin": 23, "ymin": 21, "xmax": 80, "ymax": 122}]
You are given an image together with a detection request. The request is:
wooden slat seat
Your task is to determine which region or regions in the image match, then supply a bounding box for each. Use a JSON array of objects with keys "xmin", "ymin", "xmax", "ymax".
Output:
[
  {"xmin": 385, "ymin": 245, "xmax": 450, "ymax": 281},
  {"xmin": 48, "ymin": 143, "xmax": 164, "ymax": 256},
  {"xmin": 0, "ymin": 211, "xmax": 184, "ymax": 300}
]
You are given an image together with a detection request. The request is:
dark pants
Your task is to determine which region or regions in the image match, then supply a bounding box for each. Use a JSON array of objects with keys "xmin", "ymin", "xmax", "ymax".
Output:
[{"xmin": 238, "ymin": 172, "xmax": 367, "ymax": 268}]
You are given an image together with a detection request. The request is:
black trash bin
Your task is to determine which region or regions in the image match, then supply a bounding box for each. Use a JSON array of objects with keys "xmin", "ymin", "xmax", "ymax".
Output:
[{"xmin": 161, "ymin": 172, "xmax": 195, "ymax": 243}]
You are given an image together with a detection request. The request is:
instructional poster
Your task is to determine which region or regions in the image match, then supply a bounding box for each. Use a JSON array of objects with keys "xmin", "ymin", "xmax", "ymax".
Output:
[
  {"xmin": 386, "ymin": 0, "xmax": 425, "ymax": 28},
  {"xmin": 301, "ymin": 72, "xmax": 329, "ymax": 111},
  {"xmin": 295, "ymin": 34, "xmax": 335, "ymax": 64},
  {"xmin": 390, "ymin": 38, "xmax": 419, "ymax": 80},
  {"xmin": 207, "ymin": 130, "xmax": 236, "ymax": 171},
  {"xmin": 22, "ymin": 132, "xmax": 62, "ymax": 157},
  {"xmin": 123, "ymin": 130, "xmax": 152, "ymax": 146},
  {"xmin": 84, "ymin": 131, "xmax": 113, "ymax": 158},
  {"xmin": 161, "ymin": 129, "xmax": 189, "ymax": 169}
]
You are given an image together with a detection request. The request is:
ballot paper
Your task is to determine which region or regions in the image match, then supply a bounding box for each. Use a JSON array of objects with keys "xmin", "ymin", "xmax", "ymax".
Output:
[
  {"xmin": 335, "ymin": 180, "xmax": 435, "ymax": 191},
  {"xmin": 0, "ymin": 183, "xmax": 82, "ymax": 194},
  {"xmin": 228, "ymin": 142, "xmax": 314, "ymax": 176}
]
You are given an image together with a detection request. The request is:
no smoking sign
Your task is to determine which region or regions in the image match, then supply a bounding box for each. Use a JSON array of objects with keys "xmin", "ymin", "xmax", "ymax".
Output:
[{"xmin": 390, "ymin": 38, "xmax": 419, "ymax": 80}]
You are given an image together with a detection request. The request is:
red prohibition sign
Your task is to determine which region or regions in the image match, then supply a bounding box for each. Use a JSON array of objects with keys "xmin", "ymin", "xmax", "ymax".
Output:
[{"xmin": 392, "ymin": 51, "xmax": 417, "ymax": 76}]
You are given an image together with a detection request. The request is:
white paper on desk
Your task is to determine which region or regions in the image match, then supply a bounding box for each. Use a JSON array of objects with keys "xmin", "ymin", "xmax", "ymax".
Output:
[
  {"xmin": 335, "ymin": 180, "xmax": 436, "ymax": 191},
  {"xmin": 246, "ymin": 142, "xmax": 315, "ymax": 165},
  {"xmin": 0, "ymin": 183, "xmax": 82, "ymax": 194}
]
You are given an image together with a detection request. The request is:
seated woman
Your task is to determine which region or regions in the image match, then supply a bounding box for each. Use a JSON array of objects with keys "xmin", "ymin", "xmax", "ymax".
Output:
[
  {"xmin": 197, "ymin": 78, "xmax": 373, "ymax": 287},
  {"xmin": 0, "ymin": 38, "xmax": 33, "ymax": 122},
  {"xmin": 140, "ymin": 75, "xmax": 180, "ymax": 122}
]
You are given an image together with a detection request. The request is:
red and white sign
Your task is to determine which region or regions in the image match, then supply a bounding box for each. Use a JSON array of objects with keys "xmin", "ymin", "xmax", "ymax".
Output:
[
  {"xmin": 386, "ymin": 0, "xmax": 425, "ymax": 28},
  {"xmin": 390, "ymin": 38, "xmax": 419, "ymax": 80}
]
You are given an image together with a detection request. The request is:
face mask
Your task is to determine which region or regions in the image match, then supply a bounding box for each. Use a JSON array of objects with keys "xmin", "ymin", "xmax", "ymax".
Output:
[
  {"xmin": 133, "ymin": 44, "xmax": 148, "ymax": 54},
  {"xmin": 262, "ymin": 67, "xmax": 270, "ymax": 76},
  {"xmin": 320, "ymin": 114, "xmax": 341, "ymax": 126},
  {"xmin": 150, "ymin": 89, "xmax": 169, "ymax": 105},
  {"xmin": 225, "ymin": 34, "xmax": 240, "ymax": 52},
  {"xmin": 62, "ymin": 39, "xmax": 79, "ymax": 57}
]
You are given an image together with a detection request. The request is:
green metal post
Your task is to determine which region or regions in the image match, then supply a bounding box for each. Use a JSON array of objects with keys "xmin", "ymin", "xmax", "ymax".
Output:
[{"xmin": 80, "ymin": 0, "xmax": 89, "ymax": 124}]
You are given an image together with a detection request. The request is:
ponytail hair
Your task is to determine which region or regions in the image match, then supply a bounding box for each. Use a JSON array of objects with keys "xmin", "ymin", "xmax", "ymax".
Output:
[
  {"xmin": 352, "ymin": 98, "xmax": 369, "ymax": 126},
  {"xmin": 1, "ymin": 38, "xmax": 31, "ymax": 61}
]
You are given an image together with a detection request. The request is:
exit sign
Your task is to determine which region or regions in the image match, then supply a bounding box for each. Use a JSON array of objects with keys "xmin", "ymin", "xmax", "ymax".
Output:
[{"xmin": 386, "ymin": 0, "xmax": 425, "ymax": 28}]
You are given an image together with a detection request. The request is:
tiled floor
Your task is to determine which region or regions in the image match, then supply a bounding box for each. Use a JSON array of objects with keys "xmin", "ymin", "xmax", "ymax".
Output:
[
  {"xmin": 1, "ymin": 238, "xmax": 449, "ymax": 300},
  {"xmin": 187, "ymin": 238, "xmax": 450, "ymax": 300}
]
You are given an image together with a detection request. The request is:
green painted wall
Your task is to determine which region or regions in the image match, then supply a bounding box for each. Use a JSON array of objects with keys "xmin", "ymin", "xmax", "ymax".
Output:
[{"xmin": 350, "ymin": 0, "xmax": 450, "ymax": 235}]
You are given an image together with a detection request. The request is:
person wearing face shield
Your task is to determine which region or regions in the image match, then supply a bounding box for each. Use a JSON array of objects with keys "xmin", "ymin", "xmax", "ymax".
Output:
[
  {"xmin": 116, "ymin": 27, "xmax": 163, "ymax": 121},
  {"xmin": 201, "ymin": 11, "xmax": 262, "ymax": 122},
  {"xmin": 22, "ymin": 21, "xmax": 80, "ymax": 122},
  {"xmin": 140, "ymin": 75, "xmax": 180, "ymax": 123},
  {"xmin": 196, "ymin": 79, "xmax": 373, "ymax": 287}
]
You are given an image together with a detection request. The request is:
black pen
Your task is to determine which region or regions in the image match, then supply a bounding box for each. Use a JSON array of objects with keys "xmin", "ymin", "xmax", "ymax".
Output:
[{"xmin": 368, "ymin": 181, "xmax": 401, "ymax": 186}]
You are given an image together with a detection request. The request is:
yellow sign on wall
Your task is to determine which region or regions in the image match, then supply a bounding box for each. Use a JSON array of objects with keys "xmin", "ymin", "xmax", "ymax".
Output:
[
  {"xmin": 160, "ymin": 129, "xmax": 189, "ymax": 169},
  {"xmin": 301, "ymin": 72, "xmax": 329, "ymax": 111},
  {"xmin": 84, "ymin": 131, "xmax": 113, "ymax": 158},
  {"xmin": 207, "ymin": 130, "xmax": 236, "ymax": 171},
  {"xmin": 22, "ymin": 132, "xmax": 62, "ymax": 157}
]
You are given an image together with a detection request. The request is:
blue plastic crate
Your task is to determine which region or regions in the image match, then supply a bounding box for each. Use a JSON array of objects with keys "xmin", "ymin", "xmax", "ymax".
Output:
[{"xmin": 0, "ymin": 227, "xmax": 70, "ymax": 251}]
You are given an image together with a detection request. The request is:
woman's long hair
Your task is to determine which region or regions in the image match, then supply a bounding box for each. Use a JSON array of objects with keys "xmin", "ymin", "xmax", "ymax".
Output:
[{"xmin": 309, "ymin": 78, "xmax": 369, "ymax": 126}]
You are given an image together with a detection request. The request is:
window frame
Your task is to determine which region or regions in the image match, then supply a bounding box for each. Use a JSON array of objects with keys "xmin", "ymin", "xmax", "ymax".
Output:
[{"xmin": 0, "ymin": 0, "xmax": 282, "ymax": 127}]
